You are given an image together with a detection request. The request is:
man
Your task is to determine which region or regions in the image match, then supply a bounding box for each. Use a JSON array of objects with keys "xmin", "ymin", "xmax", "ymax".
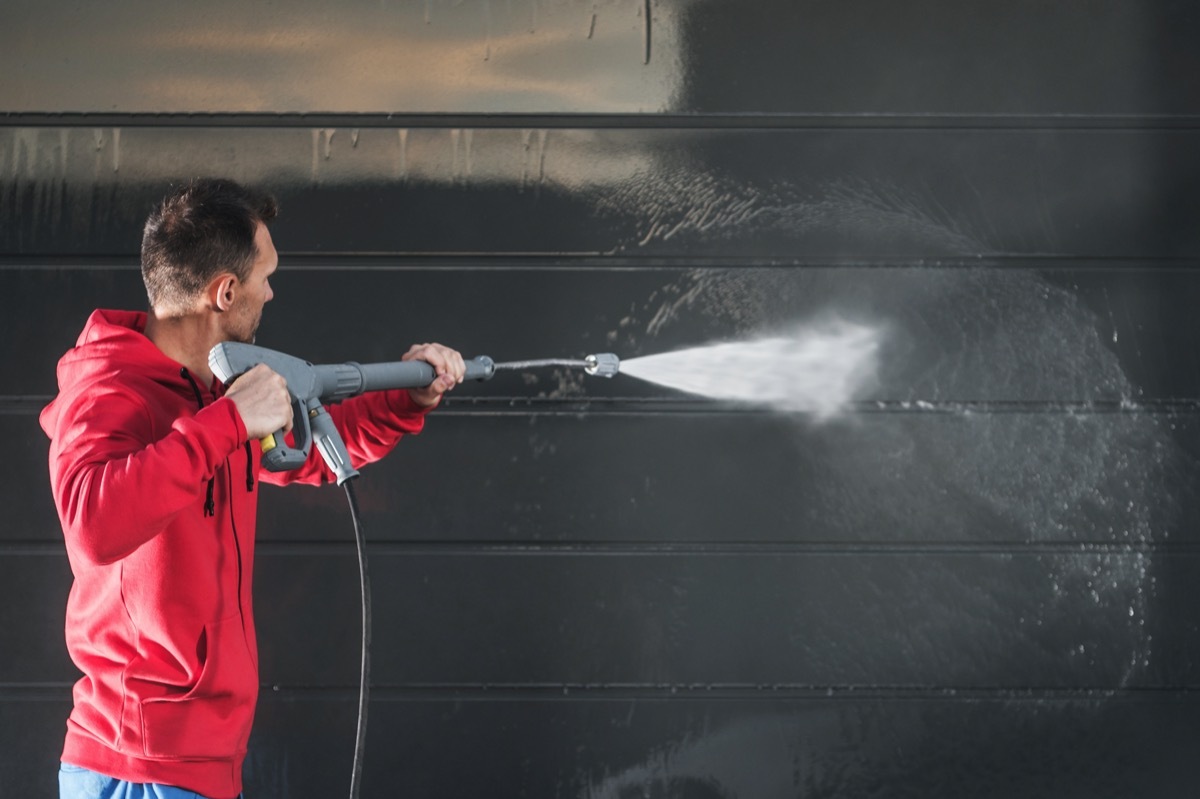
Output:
[{"xmin": 40, "ymin": 178, "xmax": 465, "ymax": 799}]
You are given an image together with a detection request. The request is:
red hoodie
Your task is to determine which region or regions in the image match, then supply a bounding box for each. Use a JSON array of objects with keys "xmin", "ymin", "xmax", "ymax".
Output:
[{"xmin": 40, "ymin": 310, "xmax": 432, "ymax": 799}]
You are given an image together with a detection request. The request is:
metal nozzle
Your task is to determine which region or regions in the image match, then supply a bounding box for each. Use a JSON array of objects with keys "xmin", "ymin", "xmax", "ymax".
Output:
[
  {"xmin": 584, "ymin": 352, "xmax": 620, "ymax": 378},
  {"xmin": 492, "ymin": 352, "xmax": 621, "ymax": 377}
]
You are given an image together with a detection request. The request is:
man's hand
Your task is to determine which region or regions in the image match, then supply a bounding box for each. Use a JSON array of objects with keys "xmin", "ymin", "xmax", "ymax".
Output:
[
  {"xmin": 224, "ymin": 364, "xmax": 294, "ymax": 439},
  {"xmin": 403, "ymin": 343, "xmax": 466, "ymax": 407}
]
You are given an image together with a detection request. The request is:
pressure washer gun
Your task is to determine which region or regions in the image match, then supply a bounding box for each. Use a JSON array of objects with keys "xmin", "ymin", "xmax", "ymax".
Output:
[
  {"xmin": 209, "ymin": 341, "xmax": 620, "ymax": 799},
  {"xmin": 208, "ymin": 342, "xmax": 497, "ymax": 485}
]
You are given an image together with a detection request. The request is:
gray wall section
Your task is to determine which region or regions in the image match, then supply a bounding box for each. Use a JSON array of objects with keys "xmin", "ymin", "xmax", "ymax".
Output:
[{"xmin": 4, "ymin": 1, "xmax": 1200, "ymax": 797}]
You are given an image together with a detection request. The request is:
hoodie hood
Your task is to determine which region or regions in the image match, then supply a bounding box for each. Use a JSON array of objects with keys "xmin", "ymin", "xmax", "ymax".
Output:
[{"xmin": 41, "ymin": 309, "xmax": 203, "ymax": 436}]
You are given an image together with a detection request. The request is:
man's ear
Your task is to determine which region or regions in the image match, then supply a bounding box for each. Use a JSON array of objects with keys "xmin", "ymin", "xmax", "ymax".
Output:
[{"xmin": 207, "ymin": 273, "xmax": 239, "ymax": 312}]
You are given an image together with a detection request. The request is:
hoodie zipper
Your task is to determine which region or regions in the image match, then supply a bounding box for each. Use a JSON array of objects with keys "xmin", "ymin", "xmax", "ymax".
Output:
[
  {"xmin": 181, "ymin": 366, "xmax": 253, "ymax": 640},
  {"xmin": 181, "ymin": 367, "xmax": 217, "ymax": 516}
]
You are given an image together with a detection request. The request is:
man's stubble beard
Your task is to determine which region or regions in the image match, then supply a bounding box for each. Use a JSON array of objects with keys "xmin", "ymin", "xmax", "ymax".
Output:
[{"xmin": 223, "ymin": 301, "xmax": 262, "ymax": 345}]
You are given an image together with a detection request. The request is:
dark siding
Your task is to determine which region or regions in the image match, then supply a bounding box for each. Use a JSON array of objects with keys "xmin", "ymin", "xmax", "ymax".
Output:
[{"xmin": 3, "ymin": 2, "xmax": 1199, "ymax": 797}]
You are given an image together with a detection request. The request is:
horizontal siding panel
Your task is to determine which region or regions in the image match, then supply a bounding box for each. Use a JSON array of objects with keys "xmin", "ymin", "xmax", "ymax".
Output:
[
  {"xmin": 8, "ymin": 409, "xmax": 1197, "ymax": 545},
  {"xmin": 262, "ymin": 411, "xmax": 1194, "ymax": 546},
  {"xmin": 0, "ymin": 554, "xmax": 72, "ymax": 681},
  {"xmin": 3, "ymin": 127, "xmax": 1199, "ymax": 257},
  {"xmin": 254, "ymin": 551, "xmax": 1197, "ymax": 689},
  {"xmin": 5, "ymin": 694, "xmax": 1197, "ymax": 798},
  {"xmin": 250, "ymin": 694, "xmax": 1200, "ymax": 799},
  {"xmin": 6, "ymin": 552, "xmax": 1194, "ymax": 689}
]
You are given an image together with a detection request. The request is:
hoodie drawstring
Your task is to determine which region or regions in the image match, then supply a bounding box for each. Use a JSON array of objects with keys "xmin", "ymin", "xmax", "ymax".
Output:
[
  {"xmin": 181, "ymin": 367, "xmax": 217, "ymax": 517},
  {"xmin": 244, "ymin": 441, "xmax": 255, "ymax": 491}
]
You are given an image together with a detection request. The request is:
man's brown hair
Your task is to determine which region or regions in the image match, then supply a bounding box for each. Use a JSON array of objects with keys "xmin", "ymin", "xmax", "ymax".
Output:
[{"xmin": 141, "ymin": 178, "xmax": 278, "ymax": 311}]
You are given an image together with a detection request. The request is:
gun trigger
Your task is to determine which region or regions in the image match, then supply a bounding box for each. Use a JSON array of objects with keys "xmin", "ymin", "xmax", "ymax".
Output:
[{"xmin": 261, "ymin": 433, "xmax": 277, "ymax": 453}]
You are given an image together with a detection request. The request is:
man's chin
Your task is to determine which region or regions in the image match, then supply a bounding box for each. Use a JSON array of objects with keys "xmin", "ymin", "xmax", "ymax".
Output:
[
  {"xmin": 229, "ymin": 323, "xmax": 260, "ymax": 345},
  {"xmin": 220, "ymin": 330, "xmax": 257, "ymax": 345}
]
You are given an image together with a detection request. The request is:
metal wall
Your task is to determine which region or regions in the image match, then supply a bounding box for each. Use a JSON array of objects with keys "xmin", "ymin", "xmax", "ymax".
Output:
[{"xmin": 4, "ymin": 1, "xmax": 1199, "ymax": 796}]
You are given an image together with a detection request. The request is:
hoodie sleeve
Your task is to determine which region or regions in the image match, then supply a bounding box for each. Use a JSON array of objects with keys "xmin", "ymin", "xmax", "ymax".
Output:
[
  {"xmin": 48, "ymin": 386, "xmax": 247, "ymax": 565},
  {"xmin": 257, "ymin": 389, "xmax": 432, "ymax": 487}
]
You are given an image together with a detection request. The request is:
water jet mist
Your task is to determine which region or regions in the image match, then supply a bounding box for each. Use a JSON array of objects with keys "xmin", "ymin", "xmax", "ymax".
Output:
[{"xmin": 619, "ymin": 318, "xmax": 883, "ymax": 418}]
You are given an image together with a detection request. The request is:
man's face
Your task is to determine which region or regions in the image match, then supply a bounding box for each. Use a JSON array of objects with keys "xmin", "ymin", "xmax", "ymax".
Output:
[{"xmin": 225, "ymin": 222, "xmax": 277, "ymax": 344}]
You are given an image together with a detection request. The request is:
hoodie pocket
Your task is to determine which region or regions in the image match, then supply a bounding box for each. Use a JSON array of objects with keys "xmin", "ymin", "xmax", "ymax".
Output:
[{"xmin": 140, "ymin": 614, "xmax": 258, "ymax": 759}]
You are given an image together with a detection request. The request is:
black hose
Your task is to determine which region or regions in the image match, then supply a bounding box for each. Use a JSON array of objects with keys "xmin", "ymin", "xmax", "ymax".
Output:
[{"xmin": 343, "ymin": 480, "xmax": 371, "ymax": 799}]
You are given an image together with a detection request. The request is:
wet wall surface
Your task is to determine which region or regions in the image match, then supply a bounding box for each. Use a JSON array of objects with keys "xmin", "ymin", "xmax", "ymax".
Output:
[{"xmin": 4, "ymin": 2, "xmax": 1200, "ymax": 797}]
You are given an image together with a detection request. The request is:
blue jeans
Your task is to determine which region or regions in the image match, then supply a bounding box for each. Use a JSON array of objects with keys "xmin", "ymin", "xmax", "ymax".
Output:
[{"xmin": 58, "ymin": 763, "xmax": 242, "ymax": 799}]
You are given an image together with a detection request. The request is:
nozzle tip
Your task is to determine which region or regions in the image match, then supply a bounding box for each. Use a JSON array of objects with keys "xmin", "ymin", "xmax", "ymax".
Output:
[{"xmin": 584, "ymin": 353, "xmax": 620, "ymax": 378}]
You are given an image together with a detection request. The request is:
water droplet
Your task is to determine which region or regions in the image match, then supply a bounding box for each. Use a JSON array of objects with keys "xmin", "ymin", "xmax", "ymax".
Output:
[
  {"xmin": 642, "ymin": 0, "xmax": 652, "ymax": 64},
  {"xmin": 536, "ymin": 129, "xmax": 548, "ymax": 187}
]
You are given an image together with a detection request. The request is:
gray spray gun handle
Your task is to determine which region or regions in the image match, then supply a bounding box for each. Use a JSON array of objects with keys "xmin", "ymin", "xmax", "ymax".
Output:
[
  {"xmin": 258, "ymin": 396, "xmax": 316, "ymax": 473},
  {"xmin": 208, "ymin": 342, "xmax": 495, "ymax": 480},
  {"xmin": 310, "ymin": 402, "xmax": 359, "ymax": 485},
  {"xmin": 209, "ymin": 342, "xmax": 320, "ymax": 475}
]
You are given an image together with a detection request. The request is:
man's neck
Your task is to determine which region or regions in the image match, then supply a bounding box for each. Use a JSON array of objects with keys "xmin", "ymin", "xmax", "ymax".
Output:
[{"xmin": 144, "ymin": 309, "xmax": 222, "ymax": 386}]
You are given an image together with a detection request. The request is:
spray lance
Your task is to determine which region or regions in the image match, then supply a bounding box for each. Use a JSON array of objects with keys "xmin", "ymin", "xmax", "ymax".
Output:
[{"xmin": 207, "ymin": 341, "xmax": 619, "ymax": 798}]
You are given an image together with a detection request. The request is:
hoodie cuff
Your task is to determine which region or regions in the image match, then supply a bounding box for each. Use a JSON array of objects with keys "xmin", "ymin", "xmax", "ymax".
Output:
[
  {"xmin": 203, "ymin": 396, "xmax": 250, "ymax": 448},
  {"xmin": 389, "ymin": 388, "xmax": 438, "ymax": 416}
]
